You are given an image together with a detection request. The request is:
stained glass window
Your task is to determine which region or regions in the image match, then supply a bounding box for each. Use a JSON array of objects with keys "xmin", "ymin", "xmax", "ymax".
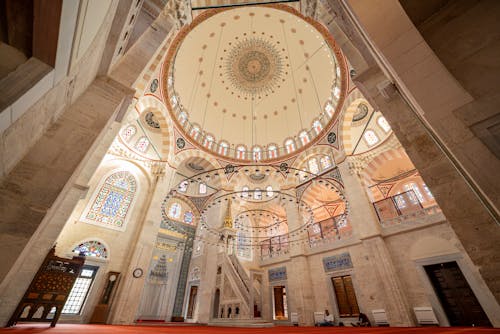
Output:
[
  {"xmin": 72, "ymin": 240, "xmax": 108, "ymax": 258},
  {"xmin": 179, "ymin": 112, "xmax": 188, "ymax": 125},
  {"xmin": 203, "ymin": 135, "xmax": 214, "ymax": 149},
  {"xmin": 121, "ymin": 125, "xmax": 136, "ymax": 142},
  {"xmin": 313, "ymin": 120, "xmax": 323, "ymax": 134},
  {"xmin": 85, "ymin": 171, "xmax": 136, "ymax": 229},
  {"xmin": 377, "ymin": 116, "xmax": 391, "ymax": 133},
  {"xmin": 299, "ymin": 131, "xmax": 310, "ymax": 146},
  {"xmin": 423, "ymin": 183, "xmax": 434, "ymax": 200},
  {"xmin": 168, "ymin": 202, "xmax": 182, "ymax": 219},
  {"xmin": 252, "ymin": 146, "xmax": 262, "ymax": 161},
  {"xmin": 219, "ymin": 141, "xmax": 229, "ymax": 155},
  {"xmin": 184, "ymin": 211, "xmax": 194, "ymax": 224},
  {"xmin": 394, "ymin": 193, "xmax": 407, "ymax": 209},
  {"xmin": 266, "ymin": 186, "xmax": 274, "ymax": 197},
  {"xmin": 190, "ymin": 125, "xmax": 201, "ymax": 140},
  {"xmin": 237, "ymin": 231, "xmax": 251, "ymax": 259},
  {"xmin": 363, "ymin": 130, "xmax": 379, "ymax": 146},
  {"xmin": 404, "ymin": 183, "xmax": 424, "ymax": 204},
  {"xmin": 308, "ymin": 158, "xmax": 319, "ymax": 174},
  {"xmin": 285, "ymin": 139, "xmax": 296, "ymax": 154},
  {"xmin": 135, "ymin": 136, "xmax": 150, "ymax": 152},
  {"xmin": 242, "ymin": 186, "xmax": 249, "ymax": 198},
  {"xmin": 254, "ymin": 188, "xmax": 262, "ymax": 200},
  {"xmin": 320, "ymin": 156, "xmax": 332, "ymax": 170},
  {"xmin": 268, "ymin": 145, "xmax": 278, "ymax": 159},
  {"xmin": 236, "ymin": 146, "xmax": 246, "ymax": 159},
  {"xmin": 325, "ymin": 102, "xmax": 334, "ymax": 117},
  {"xmin": 179, "ymin": 180, "xmax": 188, "ymax": 192}
]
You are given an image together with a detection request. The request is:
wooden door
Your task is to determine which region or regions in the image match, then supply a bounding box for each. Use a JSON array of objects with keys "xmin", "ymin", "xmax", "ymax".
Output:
[
  {"xmin": 424, "ymin": 262, "xmax": 491, "ymax": 327},
  {"xmin": 273, "ymin": 286, "xmax": 285, "ymax": 317},
  {"xmin": 186, "ymin": 286, "xmax": 198, "ymax": 319}
]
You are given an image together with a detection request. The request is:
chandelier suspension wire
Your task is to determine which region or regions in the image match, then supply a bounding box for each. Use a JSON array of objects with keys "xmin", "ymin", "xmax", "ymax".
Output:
[
  {"xmin": 281, "ymin": 22, "xmax": 303, "ymax": 129},
  {"xmin": 202, "ymin": 25, "xmax": 224, "ymax": 129}
]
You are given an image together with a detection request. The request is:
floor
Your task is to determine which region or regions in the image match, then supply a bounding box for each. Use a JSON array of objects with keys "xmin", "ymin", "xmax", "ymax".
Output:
[{"xmin": 1, "ymin": 325, "xmax": 499, "ymax": 334}]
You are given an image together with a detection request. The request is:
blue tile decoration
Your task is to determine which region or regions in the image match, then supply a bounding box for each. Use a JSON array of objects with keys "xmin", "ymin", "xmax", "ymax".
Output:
[
  {"xmin": 323, "ymin": 253, "xmax": 352, "ymax": 272},
  {"xmin": 268, "ymin": 266, "xmax": 287, "ymax": 282}
]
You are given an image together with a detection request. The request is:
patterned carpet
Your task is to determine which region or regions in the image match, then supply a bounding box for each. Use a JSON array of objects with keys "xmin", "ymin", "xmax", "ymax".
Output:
[{"xmin": 1, "ymin": 325, "xmax": 499, "ymax": 334}]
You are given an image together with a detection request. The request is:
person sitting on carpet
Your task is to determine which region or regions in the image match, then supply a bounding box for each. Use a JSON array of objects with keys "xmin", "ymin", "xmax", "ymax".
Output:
[
  {"xmin": 351, "ymin": 312, "xmax": 371, "ymax": 327},
  {"xmin": 319, "ymin": 309, "xmax": 334, "ymax": 326}
]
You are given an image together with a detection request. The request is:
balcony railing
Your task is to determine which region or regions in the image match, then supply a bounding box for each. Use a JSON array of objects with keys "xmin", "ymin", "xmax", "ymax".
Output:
[
  {"xmin": 260, "ymin": 235, "xmax": 289, "ymax": 260},
  {"xmin": 307, "ymin": 214, "xmax": 352, "ymax": 248},
  {"xmin": 373, "ymin": 190, "xmax": 444, "ymax": 227}
]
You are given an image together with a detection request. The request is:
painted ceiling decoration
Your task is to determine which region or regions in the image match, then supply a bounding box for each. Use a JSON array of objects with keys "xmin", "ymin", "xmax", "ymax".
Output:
[{"xmin": 162, "ymin": 4, "xmax": 347, "ymax": 162}]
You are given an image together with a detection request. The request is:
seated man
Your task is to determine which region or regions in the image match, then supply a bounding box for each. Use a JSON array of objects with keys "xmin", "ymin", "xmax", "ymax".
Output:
[
  {"xmin": 351, "ymin": 312, "xmax": 371, "ymax": 327},
  {"xmin": 319, "ymin": 309, "xmax": 334, "ymax": 326}
]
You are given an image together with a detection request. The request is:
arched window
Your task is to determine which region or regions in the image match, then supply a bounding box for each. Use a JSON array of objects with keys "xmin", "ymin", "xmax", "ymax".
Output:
[
  {"xmin": 73, "ymin": 240, "xmax": 108, "ymax": 258},
  {"xmin": 394, "ymin": 193, "xmax": 407, "ymax": 209},
  {"xmin": 121, "ymin": 125, "xmax": 136, "ymax": 142},
  {"xmin": 190, "ymin": 125, "xmax": 201, "ymax": 140},
  {"xmin": 254, "ymin": 188, "xmax": 262, "ymax": 200},
  {"xmin": 320, "ymin": 156, "xmax": 332, "ymax": 170},
  {"xmin": 199, "ymin": 182, "xmax": 207, "ymax": 194},
  {"xmin": 135, "ymin": 136, "xmax": 150, "ymax": 152},
  {"xmin": 168, "ymin": 202, "xmax": 182, "ymax": 219},
  {"xmin": 242, "ymin": 186, "xmax": 249, "ymax": 198},
  {"xmin": 284, "ymin": 139, "xmax": 296, "ymax": 154},
  {"xmin": 423, "ymin": 183, "xmax": 434, "ymax": 200},
  {"xmin": 236, "ymin": 145, "xmax": 246, "ymax": 159},
  {"xmin": 252, "ymin": 146, "xmax": 262, "ymax": 161},
  {"xmin": 84, "ymin": 171, "xmax": 136, "ymax": 229},
  {"xmin": 377, "ymin": 116, "xmax": 391, "ymax": 133},
  {"xmin": 404, "ymin": 183, "xmax": 424, "ymax": 204},
  {"xmin": 308, "ymin": 158, "xmax": 319, "ymax": 174},
  {"xmin": 325, "ymin": 102, "xmax": 334, "ymax": 117},
  {"xmin": 178, "ymin": 180, "xmax": 188, "ymax": 192},
  {"xmin": 218, "ymin": 141, "xmax": 229, "ymax": 155},
  {"xmin": 363, "ymin": 130, "xmax": 379, "ymax": 146},
  {"xmin": 170, "ymin": 95, "xmax": 178, "ymax": 106},
  {"xmin": 237, "ymin": 230, "xmax": 251, "ymax": 259},
  {"xmin": 313, "ymin": 119, "xmax": 323, "ymax": 134},
  {"xmin": 266, "ymin": 186, "xmax": 273, "ymax": 197},
  {"xmin": 299, "ymin": 131, "xmax": 310, "ymax": 146},
  {"xmin": 203, "ymin": 134, "xmax": 214, "ymax": 149},
  {"xmin": 179, "ymin": 111, "xmax": 188, "ymax": 125},
  {"xmin": 268, "ymin": 145, "xmax": 278, "ymax": 159},
  {"xmin": 333, "ymin": 86, "xmax": 340, "ymax": 100},
  {"xmin": 184, "ymin": 211, "xmax": 194, "ymax": 224}
]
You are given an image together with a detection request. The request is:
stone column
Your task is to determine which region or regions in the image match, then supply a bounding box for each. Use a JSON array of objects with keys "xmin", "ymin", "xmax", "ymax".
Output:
[
  {"xmin": 338, "ymin": 161, "xmax": 414, "ymax": 326},
  {"xmin": 109, "ymin": 164, "xmax": 173, "ymax": 324},
  {"xmin": 283, "ymin": 196, "xmax": 315, "ymax": 326},
  {"xmin": 196, "ymin": 205, "xmax": 224, "ymax": 323}
]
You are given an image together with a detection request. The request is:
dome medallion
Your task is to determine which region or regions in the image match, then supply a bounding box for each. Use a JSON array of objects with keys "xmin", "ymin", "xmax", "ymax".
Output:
[{"xmin": 226, "ymin": 37, "xmax": 284, "ymax": 97}]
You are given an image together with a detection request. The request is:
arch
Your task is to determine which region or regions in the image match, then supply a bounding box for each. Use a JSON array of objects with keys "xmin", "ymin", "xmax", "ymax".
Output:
[
  {"xmin": 72, "ymin": 239, "xmax": 109, "ymax": 259},
  {"xmin": 135, "ymin": 95, "xmax": 175, "ymax": 160},
  {"xmin": 338, "ymin": 91, "xmax": 365, "ymax": 155}
]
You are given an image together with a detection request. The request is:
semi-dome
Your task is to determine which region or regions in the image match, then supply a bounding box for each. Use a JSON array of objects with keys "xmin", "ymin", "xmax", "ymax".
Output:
[{"xmin": 162, "ymin": 5, "xmax": 347, "ymax": 162}]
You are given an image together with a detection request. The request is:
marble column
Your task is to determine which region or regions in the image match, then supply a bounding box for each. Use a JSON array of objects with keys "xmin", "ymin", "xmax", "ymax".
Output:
[{"xmin": 338, "ymin": 161, "xmax": 414, "ymax": 326}]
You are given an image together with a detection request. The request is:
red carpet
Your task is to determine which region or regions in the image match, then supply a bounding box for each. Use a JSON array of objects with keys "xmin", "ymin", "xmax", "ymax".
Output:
[{"xmin": 0, "ymin": 325, "xmax": 498, "ymax": 334}]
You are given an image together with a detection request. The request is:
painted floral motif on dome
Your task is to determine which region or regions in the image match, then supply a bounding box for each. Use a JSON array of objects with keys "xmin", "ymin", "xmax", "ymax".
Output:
[{"xmin": 224, "ymin": 37, "xmax": 284, "ymax": 97}]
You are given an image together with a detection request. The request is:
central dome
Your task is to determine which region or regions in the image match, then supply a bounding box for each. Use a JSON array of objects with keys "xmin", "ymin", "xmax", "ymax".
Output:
[{"xmin": 163, "ymin": 5, "xmax": 346, "ymax": 161}]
